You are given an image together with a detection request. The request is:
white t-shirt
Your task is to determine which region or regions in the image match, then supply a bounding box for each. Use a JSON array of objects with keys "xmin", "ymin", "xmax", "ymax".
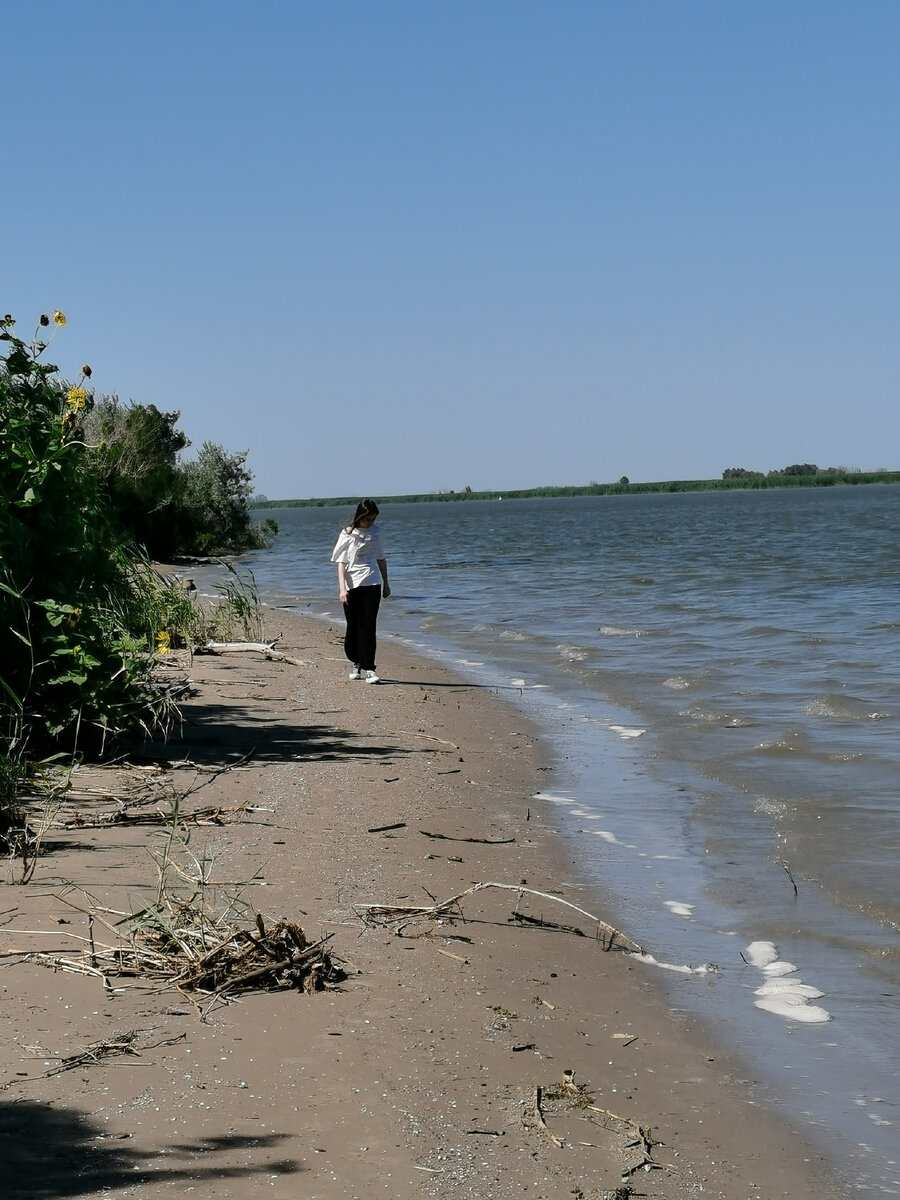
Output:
[{"xmin": 331, "ymin": 523, "xmax": 385, "ymax": 589}]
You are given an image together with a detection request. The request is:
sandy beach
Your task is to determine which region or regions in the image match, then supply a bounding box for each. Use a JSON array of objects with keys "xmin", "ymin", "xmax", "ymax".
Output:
[{"xmin": 1, "ymin": 610, "xmax": 847, "ymax": 1199}]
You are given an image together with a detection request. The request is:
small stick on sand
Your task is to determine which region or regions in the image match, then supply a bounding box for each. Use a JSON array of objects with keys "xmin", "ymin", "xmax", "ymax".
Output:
[
  {"xmin": 533, "ymin": 1086, "xmax": 565, "ymax": 1148},
  {"xmin": 419, "ymin": 830, "xmax": 515, "ymax": 845}
]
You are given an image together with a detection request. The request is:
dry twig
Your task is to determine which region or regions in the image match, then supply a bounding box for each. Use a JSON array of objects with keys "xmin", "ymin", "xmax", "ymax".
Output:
[
  {"xmin": 534, "ymin": 1086, "xmax": 565, "ymax": 1148},
  {"xmin": 419, "ymin": 830, "xmax": 515, "ymax": 845},
  {"xmin": 356, "ymin": 881, "xmax": 644, "ymax": 954}
]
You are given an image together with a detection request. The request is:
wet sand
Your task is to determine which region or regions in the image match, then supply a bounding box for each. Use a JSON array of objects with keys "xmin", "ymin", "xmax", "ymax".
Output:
[{"xmin": 0, "ymin": 611, "xmax": 847, "ymax": 1198}]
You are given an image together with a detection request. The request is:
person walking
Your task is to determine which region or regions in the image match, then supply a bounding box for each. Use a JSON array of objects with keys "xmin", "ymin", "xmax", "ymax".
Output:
[{"xmin": 331, "ymin": 499, "xmax": 391, "ymax": 683}]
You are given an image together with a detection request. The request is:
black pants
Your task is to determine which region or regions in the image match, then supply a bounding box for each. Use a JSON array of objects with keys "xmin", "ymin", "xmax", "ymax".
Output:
[{"xmin": 343, "ymin": 584, "xmax": 381, "ymax": 671}]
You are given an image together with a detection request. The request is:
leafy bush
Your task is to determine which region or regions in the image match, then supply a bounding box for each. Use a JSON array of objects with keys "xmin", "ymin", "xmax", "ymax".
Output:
[
  {"xmin": 82, "ymin": 399, "xmax": 276, "ymax": 559},
  {"xmin": 0, "ymin": 314, "xmax": 179, "ymax": 758},
  {"xmin": 179, "ymin": 441, "xmax": 275, "ymax": 556}
]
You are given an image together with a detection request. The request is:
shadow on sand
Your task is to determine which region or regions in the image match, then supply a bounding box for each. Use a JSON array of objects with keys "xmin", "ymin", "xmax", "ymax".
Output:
[
  {"xmin": 0, "ymin": 1099, "xmax": 300, "ymax": 1197},
  {"xmin": 134, "ymin": 698, "xmax": 436, "ymax": 768}
]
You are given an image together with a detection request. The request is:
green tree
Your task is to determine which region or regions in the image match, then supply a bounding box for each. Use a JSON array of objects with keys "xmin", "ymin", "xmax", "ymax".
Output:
[
  {"xmin": 85, "ymin": 396, "xmax": 189, "ymax": 558},
  {"xmin": 770, "ymin": 463, "xmax": 819, "ymax": 477},
  {"xmin": 179, "ymin": 442, "xmax": 259, "ymax": 555},
  {"xmin": 722, "ymin": 467, "xmax": 763, "ymax": 479}
]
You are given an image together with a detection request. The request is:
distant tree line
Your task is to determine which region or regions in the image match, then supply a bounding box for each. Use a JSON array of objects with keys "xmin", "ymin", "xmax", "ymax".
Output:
[
  {"xmin": 722, "ymin": 463, "xmax": 867, "ymax": 480},
  {"xmin": 258, "ymin": 466, "xmax": 900, "ymax": 510}
]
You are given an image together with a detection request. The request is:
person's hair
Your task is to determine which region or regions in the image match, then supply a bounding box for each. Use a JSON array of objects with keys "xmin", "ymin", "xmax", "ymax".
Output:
[{"xmin": 348, "ymin": 498, "xmax": 379, "ymax": 531}]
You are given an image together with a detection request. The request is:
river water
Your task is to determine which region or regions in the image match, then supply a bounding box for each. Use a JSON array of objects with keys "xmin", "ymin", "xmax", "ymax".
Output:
[{"xmin": 196, "ymin": 487, "xmax": 899, "ymax": 1194}]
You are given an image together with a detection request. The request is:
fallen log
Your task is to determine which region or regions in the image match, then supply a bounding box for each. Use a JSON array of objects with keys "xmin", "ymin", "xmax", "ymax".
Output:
[{"xmin": 201, "ymin": 640, "xmax": 302, "ymax": 666}]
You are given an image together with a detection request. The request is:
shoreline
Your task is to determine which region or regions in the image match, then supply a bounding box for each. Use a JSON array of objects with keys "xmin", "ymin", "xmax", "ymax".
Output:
[{"xmin": 1, "ymin": 610, "xmax": 847, "ymax": 1198}]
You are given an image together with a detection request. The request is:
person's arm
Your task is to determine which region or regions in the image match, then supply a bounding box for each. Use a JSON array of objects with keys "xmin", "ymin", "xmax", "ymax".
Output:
[
  {"xmin": 337, "ymin": 562, "xmax": 349, "ymax": 604},
  {"xmin": 377, "ymin": 558, "xmax": 391, "ymax": 598}
]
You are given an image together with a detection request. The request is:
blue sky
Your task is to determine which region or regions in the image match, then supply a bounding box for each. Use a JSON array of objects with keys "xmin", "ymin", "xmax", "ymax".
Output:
[{"xmin": 4, "ymin": 1, "xmax": 900, "ymax": 499}]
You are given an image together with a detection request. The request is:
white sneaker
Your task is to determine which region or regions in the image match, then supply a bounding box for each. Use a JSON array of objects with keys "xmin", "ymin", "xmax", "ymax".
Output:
[
  {"xmin": 348, "ymin": 665, "xmax": 362, "ymax": 680},
  {"xmin": 365, "ymin": 670, "xmax": 381, "ymax": 684}
]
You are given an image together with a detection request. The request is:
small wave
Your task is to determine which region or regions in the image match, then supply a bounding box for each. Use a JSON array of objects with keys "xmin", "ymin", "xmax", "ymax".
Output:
[
  {"xmin": 754, "ymin": 729, "xmax": 809, "ymax": 755},
  {"xmin": 664, "ymin": 900, "xmax": 694, "ymax": 919},
  {"xmin": 678, "ymin": 703, "xmax": 754, "ymax": 727},
  {"xmin": 753, "ymin": 796, "xmax": 789, "ymax": 818},
  {"xmin": 533, "ymin": 791, "xmax": 577, "ymax": 805},
  {"xmin": 662, "ymin": 676, "xmax": 694, "ymax": 690},
  {"xmin": 556, "ymin": 643, "xmax": 590, "ymax": 662},
  {"xmin": 598, "ymin": 625, "xmax": 646, "ymax": 637},
  {"xmin": 609, "ymin": 725, "xmax": 646, "ymax": 739},
  {"xmin": 804, "ymin": 694, "xmax": 888, "ymax": 720}
]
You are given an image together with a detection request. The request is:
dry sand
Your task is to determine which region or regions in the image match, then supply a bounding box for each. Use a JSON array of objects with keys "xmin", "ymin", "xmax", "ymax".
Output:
[{"xmin": 1, "ymin": 611, "xmax": 847, "ymax": 1199}]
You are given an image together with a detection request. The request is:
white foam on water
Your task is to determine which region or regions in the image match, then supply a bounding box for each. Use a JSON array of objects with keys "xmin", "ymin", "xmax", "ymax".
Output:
[
  {"xmin": 744, "ymin": 940, "xmax": 831, "ymax": 1023},
  {"xmin": 633, "ymin": 953, "xmax": 716, "ymax": 976},
  {"xmin": 664, "ymin": 900, "xmax": 694, "ymax": 918},
  {"xmin": 453, "ymin": 658, "xmax": 485, "ymax": 667},
  {"xmin": 753, "ymin": 995, "xmax": 831, "ymax": 1023},
  {"xmin": 610, "ymin": 725, "xmax": 646, "ymax": 738},
  {"xmin": 592, "ymin": 830, "xmax": 625, "ymax": 845},
  {"xmin": 744, "ymin": 940, "xmax": 778, "ymax": 968},
  {"xmin": 533, "ymin": 791, "xmax": 577, "ymax": 805},
  {"xmin": 755, "ymin": 980, "xmax": 825, "ymax": 999},
  {"xmin": 396, "ymin": 636, "xmax": 429, "ymax": 650},
  {"xmin": 762, "ymin": 959, "xmax": 798, "ymax": 977}
]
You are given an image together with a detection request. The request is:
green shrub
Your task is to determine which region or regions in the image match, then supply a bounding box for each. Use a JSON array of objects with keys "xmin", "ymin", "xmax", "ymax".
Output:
[
  {"xmin": 82, "ymin": 400, "xmax": 277, "ymax": 559},
  {"xmin": 178, "ymin": 441, "xmax": 274, "ymax": 555},
  {"xmin": 0, "ymin": 314, "xmax": 178, "ymax": 757}
]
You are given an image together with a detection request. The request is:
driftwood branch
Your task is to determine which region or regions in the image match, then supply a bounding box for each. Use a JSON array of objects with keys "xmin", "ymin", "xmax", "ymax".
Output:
[
  {"xmin": 419, "ymin": 830, "xmax": 515, "ymax": 845},
  {"xmin": 201, "ymin": 640, "xmax": 302, "ymax": 666},
  {"xmin": 355, "ymin": 881, "xmax": 644, "ymax": 954},
  {"xmin": 203, "ymin": 639, "xmax": 276, "ymax": 653}
]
